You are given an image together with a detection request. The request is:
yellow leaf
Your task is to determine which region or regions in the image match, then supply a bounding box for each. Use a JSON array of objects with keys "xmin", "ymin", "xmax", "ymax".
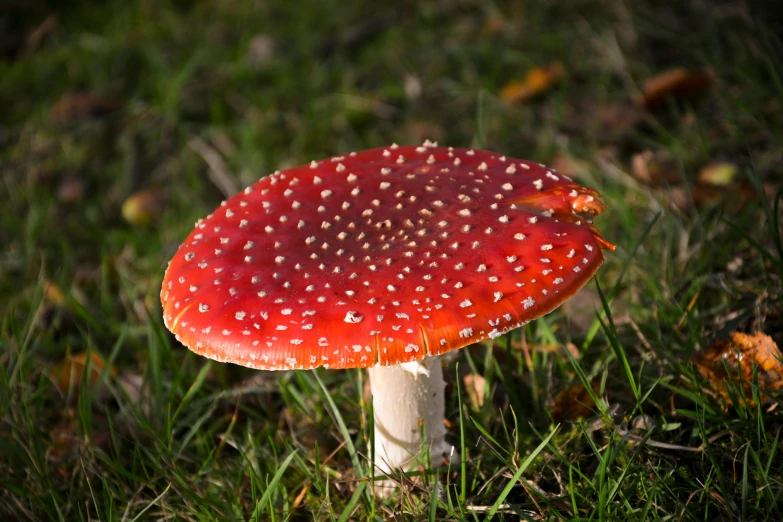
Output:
[
  {"xmin": 500, "ymin": 63, "xmax": 563, "ymax": 104},
  {"xmin": 698, "ymin": 162, "xmax": 738, "ymax": 186},
  {"xmin": 122, "ymin": 188, "xmax": 167, "ymax": 226}
]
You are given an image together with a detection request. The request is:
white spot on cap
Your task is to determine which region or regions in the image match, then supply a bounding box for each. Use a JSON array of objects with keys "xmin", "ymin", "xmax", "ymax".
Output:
[
  {"xmin": 460, "ymin": 299, "xmax": 473, "ymax": 308},
  {"xmin": 344, "ymin": 311, "xmax": 363, "ymax": 323},
  {"xmin": 523, "ymin": 297, "xmax": 535, "ymax": 309},
  {"xmin": 459, "ymin": 328, "xmax": 473, "ymax": 338}
]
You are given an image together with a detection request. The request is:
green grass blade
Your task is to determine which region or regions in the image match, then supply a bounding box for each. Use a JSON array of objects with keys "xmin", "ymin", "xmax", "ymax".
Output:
[
  {"xmin": 247, "ymin": 451, "xmax": 296, "ymax": 522},
  {"xmin": 485, "ymin": 426, "xmax": 559, "ymax": 519}
]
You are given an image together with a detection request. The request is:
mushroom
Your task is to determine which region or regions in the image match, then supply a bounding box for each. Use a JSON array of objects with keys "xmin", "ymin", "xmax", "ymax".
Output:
[{"xmin": 160, "ymin": 141, "xmax": 614, "ymax": 490}]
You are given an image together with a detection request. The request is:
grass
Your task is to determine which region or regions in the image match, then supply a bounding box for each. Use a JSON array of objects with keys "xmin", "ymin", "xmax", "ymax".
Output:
[{"xmin": 1, "ymin": 0, "xmax": 782, "ymax": 519}]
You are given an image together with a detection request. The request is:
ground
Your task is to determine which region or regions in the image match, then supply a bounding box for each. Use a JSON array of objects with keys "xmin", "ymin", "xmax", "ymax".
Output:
[{"xmin": 1, "ymin": 0, "xmax": 782, "ymax": 520}]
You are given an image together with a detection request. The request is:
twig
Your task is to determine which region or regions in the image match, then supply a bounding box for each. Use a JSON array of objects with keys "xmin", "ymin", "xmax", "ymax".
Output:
[
  {"xmin": 188, "ymin": 136, "xmax": 239, "ymax": 198},
  {"xmin": 615, "ymin": 427, "xmax": 702, "ymax": 452}
]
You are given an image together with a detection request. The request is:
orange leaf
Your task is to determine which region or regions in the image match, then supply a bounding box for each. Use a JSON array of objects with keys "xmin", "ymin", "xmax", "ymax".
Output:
[
  {"xmin": 641, "ymin": 68, "xmax": 711, "ymax": 110},
  {"xmin": 500, "ymin": 63, "xmax": 563, "ymax": 104},
  {"xmin": 692, "ymin": 332, "xmax": 783, "ymax": 405},
  {"xmin": 52, "ymin": 92, "xmax": 121, "ymax": 121},
  {"xmin": 50, "ymin": 351, "xmax": 115, "ymax": 395}
]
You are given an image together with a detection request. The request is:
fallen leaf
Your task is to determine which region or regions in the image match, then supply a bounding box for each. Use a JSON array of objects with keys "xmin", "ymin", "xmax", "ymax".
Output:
[
  {"xmin": 463, "ymin": 374, "xmax": 486, "ymax": 410},
  {"xmin": 25, "ymin": 15, "xmax": 59, "ymax": 52},
  {"xmin": 43, "ymin": 280, "xmax": 66, "ymax": 305},
  {"xmin": 50, "ymin": 351, "xmax": 115, "ymax": 396},
  {"xmin": 46, "ymin": 413, "xmax": 80, "ymax": 479},
  {"xmin": 52, "ymin": 92, "xmax": 121, "ymax": 121},
  {"xmin": 551, "ymin": 380, "xmax": 601, "ymax": 422},
  {"xmin": 698, "ymin": 162, "xmax": 738, "ymax": 186},
  {"xmin": 122, "ymin": 188, "xmax": 168, "ymax": 226},
  {"xmin": 641, "ymin": 68, "xmax": 712, "ymax": 110},
  {"xmin": 692, "ymin": 332, "xmax": 783, "ymax": 405},
  {"xmin": 631, "ymin": 150, "xmax": 680, "ymax": 187},
  {"xmin": 630, "ymin": 414, "xmax": 656, "ymax": 432},
  {"xmin": 57, "ymin": 177, "xmax": 85, "ymax": 203},
  {"xmin": 46, "ymin": 411, "xmax": 111, "ymax": 480},
  {"xmin": 500, "ymin": 63, "xmax": 563, "ymax": 104}
]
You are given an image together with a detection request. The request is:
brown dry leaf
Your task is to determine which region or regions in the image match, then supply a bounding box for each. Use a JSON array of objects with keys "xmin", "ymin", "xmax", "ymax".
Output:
[
  {"xmin": 631, "ymin": 150, "xmax": 680, "ymax": 187},
  {"xmin": 641, "ymin": 68, "xmax": 712, "ymax": 110},
  {"xmin": 698, "ymin": 162, "xmax": 738, "ymax": 187},
  {"xmin": 463, "ymin": 374, "xmax": 486, "ymax": 410},
  {"xmin": 46, "ymin": 411, "xmax": 111, "ymax": 480},
  {"xmin": 122, "ymin": 188, "xmax": 168, "ymax": 226},
  {"xmin": 692, "ymin": 332, "xmax": 783, "ymax": 405},
  {"xmin": 50, "ymin": 351, "xmax": 115, "ymax": 396},
  {"xmin": 52, "ymin": 92, "xmax": 121, "ymax": 121},
  {"xmin": 500, "ymin": 63, "xmax": 563, "ymax": 104},
  {"xmin": 46, "ymin": 413, "xmax": 80, "ymax": 479},
  {"xmin": 57, "ymin": 177, "xmax": 85, "ymax": 203},
  {"xmin": 25, "ymin": 15, "xmax": 59, "ymax": 52},
  {"xmin": 551, "ymin": 380, "xmax": 601, "ymax": 422}
]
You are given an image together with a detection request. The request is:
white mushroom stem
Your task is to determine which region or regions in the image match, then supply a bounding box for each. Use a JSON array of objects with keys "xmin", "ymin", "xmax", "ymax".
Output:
[{"xmin": 367, "ymin": 355, "xmax": 456, "ymax": 484}]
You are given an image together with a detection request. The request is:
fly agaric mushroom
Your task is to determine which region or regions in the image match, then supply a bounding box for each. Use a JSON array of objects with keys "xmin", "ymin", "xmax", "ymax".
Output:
[{"xmin": 161, "ymin": 141, "xmax": 614, "ymax": 486}]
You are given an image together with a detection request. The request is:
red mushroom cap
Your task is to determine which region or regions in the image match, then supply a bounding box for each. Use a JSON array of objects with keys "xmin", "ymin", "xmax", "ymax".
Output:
[{"xmin": 161, "ymin": 143, "xmax": 614, "ymax": 370}]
